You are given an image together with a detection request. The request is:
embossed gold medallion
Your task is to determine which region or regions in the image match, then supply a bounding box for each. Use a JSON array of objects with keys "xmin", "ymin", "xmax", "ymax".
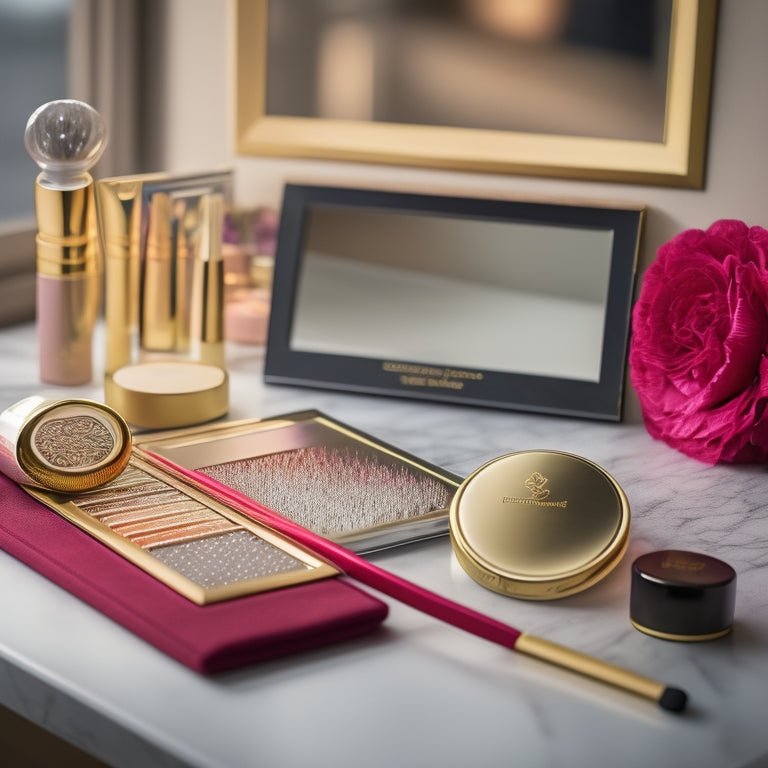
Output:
[{"xmin": 0, "ymin": 396, "xmax": 132, "ymax": 492}]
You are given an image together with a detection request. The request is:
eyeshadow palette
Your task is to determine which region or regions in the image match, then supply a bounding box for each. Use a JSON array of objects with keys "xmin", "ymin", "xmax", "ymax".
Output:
[
  {"xmin": 24, "ymin": 454, "xmax": 337, "ymax": 605},
  {"xmin": 136, "ymin": 410, "xmax": 463, "ymax": 552}
]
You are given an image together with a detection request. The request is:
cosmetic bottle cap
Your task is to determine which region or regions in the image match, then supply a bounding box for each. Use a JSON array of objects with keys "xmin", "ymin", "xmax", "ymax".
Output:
[
  {"xmin": 105, "ymin": 361, "xmax": 229, "ymax": 429},
  {"xmin": 630, "ymin": 550, "xmax": 736, "ymax": 641},
  {"xmin": 449, "ymin": 450, "xmax": 630, "ymax": 600},
  {"xmin": 25, "ymin": 99, "xmax": 106, "ymax": 190}
]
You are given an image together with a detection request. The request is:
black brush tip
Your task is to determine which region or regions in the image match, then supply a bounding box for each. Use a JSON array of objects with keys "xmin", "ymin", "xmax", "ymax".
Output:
[{"xmin": 659, "ymin": 687, "xmax": 688, "ymax": 712}]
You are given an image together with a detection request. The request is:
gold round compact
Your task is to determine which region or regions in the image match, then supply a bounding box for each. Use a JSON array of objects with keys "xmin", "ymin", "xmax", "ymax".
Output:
[{"xmin": 449, "ymin": 450, "xmax": 630, "ymax": 600}]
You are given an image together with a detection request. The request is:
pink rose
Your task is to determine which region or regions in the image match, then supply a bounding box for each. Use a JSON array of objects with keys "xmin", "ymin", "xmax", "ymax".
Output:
[{"xmin": 629, "ymin": 220, "xmax": 768, "ymax": 463}]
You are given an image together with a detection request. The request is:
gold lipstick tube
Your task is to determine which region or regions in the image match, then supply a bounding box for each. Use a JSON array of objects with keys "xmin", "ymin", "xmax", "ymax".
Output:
[
  {"xmin": 191, "ymin": 194, "xmax": 225, "ymax": 368},
  {"xmin": 0, "ymin": 396, "xmax": 131, "ymax": 493},
  {"xmin": 141, "ymin": 192, "xmax": 176, "ymax": 351},
  {"xmin": 97, "ymin": 178, "xmax": 143, "ymax": 375},
  {"xmin": 173, "ymin": 198, "xmax": 194, "ymax": 352},
  {"xmin": 34, "ymin": 180, "xmax": 102, "ymax": 385}
]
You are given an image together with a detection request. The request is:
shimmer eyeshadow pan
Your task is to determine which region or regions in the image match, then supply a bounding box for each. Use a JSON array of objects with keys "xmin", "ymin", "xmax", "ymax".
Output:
[{"xmin": 199, "ymin": 445, "xmax": 452, "ymax": 538}]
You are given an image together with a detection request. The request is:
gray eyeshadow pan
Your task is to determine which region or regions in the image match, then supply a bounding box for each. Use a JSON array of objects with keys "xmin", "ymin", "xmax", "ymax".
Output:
[{"xmin": 149, "ymin": 529, "xmax": 309, "ymax": 590}]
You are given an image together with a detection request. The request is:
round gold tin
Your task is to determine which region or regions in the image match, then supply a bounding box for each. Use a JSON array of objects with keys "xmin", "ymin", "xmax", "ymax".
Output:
[
  {"xmin": 105, "ymin": 361, "xmax": 229, "ymax": 429},
  {"xmin": 0, "ymin": 397, "xmax": 132, "ymax": 493},
  {"xmin": 449, "ymin": 451, "xmax": 630, "ymax": 600}
]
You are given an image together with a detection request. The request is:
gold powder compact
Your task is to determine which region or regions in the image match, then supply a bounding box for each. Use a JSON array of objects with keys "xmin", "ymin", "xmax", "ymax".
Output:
[
  {"xmin": 135, "ymin": 410, "xmax": 462, "ymax": 553},
  {"xmin": 449, "ymin": 450, "xmax": 630, "ymax": 600}
]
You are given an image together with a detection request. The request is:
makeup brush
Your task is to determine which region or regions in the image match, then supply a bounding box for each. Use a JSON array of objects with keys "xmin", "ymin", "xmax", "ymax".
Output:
[{"xmin": 145, "ymin": 450, "xmax": 689, "ymax": 713}]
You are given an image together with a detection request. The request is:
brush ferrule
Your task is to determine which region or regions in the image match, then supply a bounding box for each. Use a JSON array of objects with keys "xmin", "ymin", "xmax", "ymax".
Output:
[{"xmin": 515, "ymin": 633, "xmax": 684, "ymax": 710}]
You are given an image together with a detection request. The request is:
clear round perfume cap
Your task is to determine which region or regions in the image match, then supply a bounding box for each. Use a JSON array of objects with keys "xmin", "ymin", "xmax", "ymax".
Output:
[{"xmin": 24, "ymin": 99, "xmax": 107, "ymax": 189}]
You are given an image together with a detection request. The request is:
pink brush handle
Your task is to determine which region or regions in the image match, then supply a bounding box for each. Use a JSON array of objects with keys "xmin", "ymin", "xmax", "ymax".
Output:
[
  {"xmin": 143, "ymin": 450, "xmax": 688, "ymax": 712},
  {"xmin": 145, "ymin": 450, "xmax": 521, "ymax": 649}
]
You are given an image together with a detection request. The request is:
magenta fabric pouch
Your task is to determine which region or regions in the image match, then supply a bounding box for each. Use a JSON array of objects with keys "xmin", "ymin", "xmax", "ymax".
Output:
[{"xmin": 0, "ymin": 473, "xmax": 388, "ymax": 673}]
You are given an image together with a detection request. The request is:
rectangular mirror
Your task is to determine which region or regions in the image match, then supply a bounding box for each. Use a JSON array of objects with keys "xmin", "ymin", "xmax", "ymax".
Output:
[
  {"xmin": 237, "ymin": 0, "xmax": 717, "ymax": 186},
  {"xmin": 265, "ymin": 184, "xmax": 644, "ymax": 421}
]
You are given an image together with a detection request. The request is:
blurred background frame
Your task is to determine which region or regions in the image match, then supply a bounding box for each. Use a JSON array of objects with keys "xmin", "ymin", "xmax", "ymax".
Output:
[{"xmin": 236, "ymin": 0, "xmax": 717, "ymax": 188}]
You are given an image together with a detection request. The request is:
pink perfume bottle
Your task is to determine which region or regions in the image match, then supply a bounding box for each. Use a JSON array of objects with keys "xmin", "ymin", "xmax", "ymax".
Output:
[{"xmin": 24, "ymin": 99, "xmax": 107, "ymax": 385}]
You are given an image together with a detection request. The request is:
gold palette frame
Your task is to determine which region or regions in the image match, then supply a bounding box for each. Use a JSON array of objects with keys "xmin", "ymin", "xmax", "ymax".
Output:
[
  {"xmin": 236, "ymin": 0, "xmax": 717, "ymax": 187},
  {"xmin": 135, "ymin": 410, "xmax": 463, "ymax": 554}
]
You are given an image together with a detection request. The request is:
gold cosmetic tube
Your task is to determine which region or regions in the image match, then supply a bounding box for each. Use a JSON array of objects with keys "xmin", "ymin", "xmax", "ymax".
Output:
[
  {"xmin": 0, "ymin": 396, "xmax": 131, "ymax": 493},
  {"xmin": 141, "ymin": 192, "xmax": 176, "ymax": 351},
  {"xmin": 35, "ymin": 180, "xmax": 101, "ymax": 385},
  {"xmin": 97, "ymin": 170, "xmax": 233, "ymax": 375},
  {"xmin": 191, "ymin": 194, "xmax": 225, "ymax": 368},
  {"xmin": 173, "ymin": 198, "xmax": 194, "ymax": 352},
  {"xmin": 97, "ymin": 178, "xmax": 143, "ymax": 374}
]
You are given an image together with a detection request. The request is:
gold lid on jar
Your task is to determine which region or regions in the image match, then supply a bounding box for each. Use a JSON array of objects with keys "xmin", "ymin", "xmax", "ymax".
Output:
[
  {"xmin": 449, "ymin": 451, "xmax": 630, "ymax": 600},
  {"xmin": 105, "ymin": 361, "xmax": 229, "ymax": 429}
]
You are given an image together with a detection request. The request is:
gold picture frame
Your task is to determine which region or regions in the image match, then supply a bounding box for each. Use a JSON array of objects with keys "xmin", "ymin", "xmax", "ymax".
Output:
[{"xmin": 236, "ymin": 0, "xmax": 717, "ymax": 187}]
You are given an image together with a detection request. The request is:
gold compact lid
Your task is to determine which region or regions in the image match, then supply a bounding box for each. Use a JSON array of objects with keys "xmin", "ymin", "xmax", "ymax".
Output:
[
  {"xmin": 450, "ymin": 451, "xmax": 630, "ymax": 600},
  {"xmin": 18, "ymin": 399, "xmax": 132, "ymax": 492},
  {"xmin": 105, "ymin": 361, "xmax": 229, "ymax": 429}
]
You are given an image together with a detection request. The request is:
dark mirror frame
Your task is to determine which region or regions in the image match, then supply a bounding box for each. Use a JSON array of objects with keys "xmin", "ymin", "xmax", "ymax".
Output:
[{"xmin": 264, "ymin": 184, "xmax": 644, "ymax": 421}]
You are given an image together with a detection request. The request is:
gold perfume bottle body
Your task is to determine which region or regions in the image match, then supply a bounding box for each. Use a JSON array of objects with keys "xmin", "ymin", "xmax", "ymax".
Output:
[{"xmin": 34, "ymin": 180, "xmax": 101, "ymax": 385}]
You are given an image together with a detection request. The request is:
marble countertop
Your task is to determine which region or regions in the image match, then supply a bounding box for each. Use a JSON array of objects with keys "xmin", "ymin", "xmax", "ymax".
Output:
[{"xmin": 1, "ymin": 322, "xmax": 767, "ymax": 768}]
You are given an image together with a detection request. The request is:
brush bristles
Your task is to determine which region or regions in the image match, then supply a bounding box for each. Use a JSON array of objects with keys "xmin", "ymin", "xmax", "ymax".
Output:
[{"xmin": 659, "ymin": 687, "xmax": 688, "ymax": 712}]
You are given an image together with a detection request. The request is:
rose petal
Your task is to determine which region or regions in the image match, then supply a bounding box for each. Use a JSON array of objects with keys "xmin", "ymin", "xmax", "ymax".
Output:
[{"xmin": 630, "ymin": 220, "xmax": 768, "ymax": 463}]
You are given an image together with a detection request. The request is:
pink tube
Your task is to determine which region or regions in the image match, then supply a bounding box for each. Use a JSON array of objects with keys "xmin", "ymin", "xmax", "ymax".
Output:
[{"xmin": 37, "ymin": 271, "xmax": 99, "ymax": 386}]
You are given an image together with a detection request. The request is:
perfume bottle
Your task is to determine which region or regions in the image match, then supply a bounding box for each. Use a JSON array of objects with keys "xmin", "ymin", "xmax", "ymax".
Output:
[{"xmin": 24, "ymin": 99, "xmax": 107, "ymax": 385}]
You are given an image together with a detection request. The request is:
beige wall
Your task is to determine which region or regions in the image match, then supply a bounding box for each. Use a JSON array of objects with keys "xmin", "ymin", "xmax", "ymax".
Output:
[{"xmin": 149, "ymin": 0, "xmax": 768, "ymax": 421}]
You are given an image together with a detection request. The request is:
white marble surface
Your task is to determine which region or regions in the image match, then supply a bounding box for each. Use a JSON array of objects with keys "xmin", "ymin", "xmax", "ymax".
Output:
[{"xmin": 1, "ymin": 321, "xmax": 767, "ymax": 768}]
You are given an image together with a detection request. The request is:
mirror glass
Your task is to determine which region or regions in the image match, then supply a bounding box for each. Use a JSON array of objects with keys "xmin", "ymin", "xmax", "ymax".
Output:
[
  {"xmin": 266, "ymin": 0, "xmax": 671, "ymax": 143},
  {"xmin": 292, "ymin": 207, "xmax": 613, "ymax": 382}
]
